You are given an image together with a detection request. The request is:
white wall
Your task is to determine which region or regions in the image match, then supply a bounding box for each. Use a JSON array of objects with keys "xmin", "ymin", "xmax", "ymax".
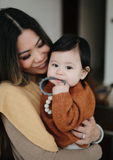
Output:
[
  {"xmin": 0, "ymin": 0, "xmax": 62, "ymax": 42},
  {"xmin": 104, "ymin": 0, "xmax": 113, "ymax": 85}
]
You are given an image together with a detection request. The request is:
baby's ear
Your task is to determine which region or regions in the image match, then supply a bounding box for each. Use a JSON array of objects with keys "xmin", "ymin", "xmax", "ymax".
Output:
[{"xmin": 80, "ymin": 66, "xmax": 90, "ymax": 80}]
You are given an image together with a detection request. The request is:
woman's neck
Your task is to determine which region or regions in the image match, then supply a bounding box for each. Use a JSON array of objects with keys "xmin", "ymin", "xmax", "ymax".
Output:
[
  {"xmin": 28, "ymin": 74, "xmax": 37, "ymax": 83},
  {"xmin": 29, "ymin": 74, "xmax": 45, "ymax": 85}
]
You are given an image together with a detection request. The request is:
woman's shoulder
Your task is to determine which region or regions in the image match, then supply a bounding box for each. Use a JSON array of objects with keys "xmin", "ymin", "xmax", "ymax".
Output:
[
  {"xmin": 0, "ymin": 81, "xmax": 40, "ymax": 104},
  {"xmin": 0, "ymin": 81, "xmax": 27, "ymax": 99},
  {"xmin": 0, "ymin": 81, "xmax": 41, "ymax": 111},
  {"xmin": 0, "ymin": 82, "xmax": 26, "ymax": 107},
  {"xmin": 0, "ymin": 81, "xmax": 41, "ymax": 121},
  {"xmin": 0, "ymin": 81, "xmax": 19, "ymax": 90},
  {"xmin": 0, "ymin": 81, "xmax": 21, "ymax": 97},
  {"xmin": 0, "ymin": 80, "xmax": 40, "ymax": 94}
]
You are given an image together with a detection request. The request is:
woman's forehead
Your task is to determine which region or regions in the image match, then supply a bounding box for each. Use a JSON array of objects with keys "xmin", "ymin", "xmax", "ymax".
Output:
[{"xmin": 17, "ymin": 29, "xmax": 39, "ymax": 53}]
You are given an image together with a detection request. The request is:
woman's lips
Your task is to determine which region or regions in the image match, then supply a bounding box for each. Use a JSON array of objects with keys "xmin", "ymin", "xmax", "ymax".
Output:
[{"xmin": 36, "ymin": 61, "xmax": 47, "ymax": 69}]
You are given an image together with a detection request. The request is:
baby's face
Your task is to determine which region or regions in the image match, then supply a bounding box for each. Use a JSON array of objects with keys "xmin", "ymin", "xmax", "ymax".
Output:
[{"xmin": 47, "ymin": 49, "xmax": 87, "ymax": 87}]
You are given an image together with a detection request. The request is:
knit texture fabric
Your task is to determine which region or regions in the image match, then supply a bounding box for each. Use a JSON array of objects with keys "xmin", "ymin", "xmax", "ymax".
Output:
[
  {"xmin": 0, "ymin": 81, "xmax": 58, "ymax": 151},
  {"xmin": 40, "ymin": 81, "xmax": 95, "ymax": 148}
]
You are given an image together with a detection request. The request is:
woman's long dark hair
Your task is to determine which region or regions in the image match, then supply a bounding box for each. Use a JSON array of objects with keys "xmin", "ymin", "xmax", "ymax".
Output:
[
  {"xmin": 0, "ymin": 7, "xmax": 53, "ymax": 86},
  {"xmin": 0, "ymin": 7, "xmax": 53, "ymax": 159}
]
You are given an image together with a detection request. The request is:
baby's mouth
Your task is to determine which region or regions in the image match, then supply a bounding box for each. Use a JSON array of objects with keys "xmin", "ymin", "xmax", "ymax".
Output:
[
  {"xmin": 47, "ymin": 77, "xmax": 66, "ymax": 85},
  {"xmin": 53, "ymin": 78, "xmax": 66, "ymax": 85},
  {"xmin": 55, "ymin": 78, "xmax": 63, "ymax": 83}
]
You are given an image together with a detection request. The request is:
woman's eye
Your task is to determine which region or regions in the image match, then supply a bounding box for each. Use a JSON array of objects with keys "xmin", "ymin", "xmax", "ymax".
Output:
[
  {"xmin": 38, "ymin": 40, "xmax": 45, "ymax": 48},
  {"xmin": 52, "ymin": 64, "xmax": 58, "ymax": 67},
  {"xmin": 22, "ymin": 54, "xmax": 31, "ymax": 60},
  {"xmin": 66, "ymin": 66, "xmax": 72, "ymax": 70}
]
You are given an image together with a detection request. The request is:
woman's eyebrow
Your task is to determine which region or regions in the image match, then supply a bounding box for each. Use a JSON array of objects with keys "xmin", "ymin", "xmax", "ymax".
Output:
[
  {"xmin": 18, "ymin": 49, "xmax": 30, "ymax": 56},
  {"xmin": 18, "ymin": 37, "xmax": 41, "ymax": 56},
  {"xmin": 35, "ymin": 37, "xmax": 41, "ymax": 46}
]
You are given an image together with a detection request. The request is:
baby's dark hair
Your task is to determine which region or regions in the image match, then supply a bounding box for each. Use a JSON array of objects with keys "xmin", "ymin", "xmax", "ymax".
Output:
[{"xmin": 49, "ymin": 33, "xmax": 91, "ymax": 85}]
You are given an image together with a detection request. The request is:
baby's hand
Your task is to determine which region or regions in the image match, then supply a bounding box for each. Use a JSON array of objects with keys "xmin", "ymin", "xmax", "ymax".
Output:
[{"xmin": 52, "ymin": 83, "xmax": 69, "ymax": 95}]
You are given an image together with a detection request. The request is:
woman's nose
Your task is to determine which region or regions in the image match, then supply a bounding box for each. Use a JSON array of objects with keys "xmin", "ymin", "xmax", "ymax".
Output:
[{"xmin": 33, "ymin": 51, "xmax": 44, "ymax": 63}]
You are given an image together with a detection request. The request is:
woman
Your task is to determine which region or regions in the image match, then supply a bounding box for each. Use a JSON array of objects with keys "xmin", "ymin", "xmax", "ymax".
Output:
[{"xmin": 0, "ymin": 7, "xmax": 102, "ymax": 160}]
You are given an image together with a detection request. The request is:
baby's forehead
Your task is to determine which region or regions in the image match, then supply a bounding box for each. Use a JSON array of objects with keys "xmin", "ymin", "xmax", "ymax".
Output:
[
  {"xmin": 50, "ymin": 50, "xmax": 81, "ymax": 63},
  {"xmin": 51, "ymin": 48, "xmax": 80, "ymax": 55}
]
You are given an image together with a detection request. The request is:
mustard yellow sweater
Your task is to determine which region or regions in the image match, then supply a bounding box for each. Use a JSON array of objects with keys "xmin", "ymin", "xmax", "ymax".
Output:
[{"xmin": 0, "ymin": 81, "xmax": 58, "ymax": 152}]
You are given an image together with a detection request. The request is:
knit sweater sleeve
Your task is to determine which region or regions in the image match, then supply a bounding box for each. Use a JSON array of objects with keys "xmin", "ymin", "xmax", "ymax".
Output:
[
  {"xmin": 52, "ymin": 81, "xmax": 95, "ymax": 132},
  {"xmin": 1, "ymin": 114, "xmax": 102, "ymax": 160}
]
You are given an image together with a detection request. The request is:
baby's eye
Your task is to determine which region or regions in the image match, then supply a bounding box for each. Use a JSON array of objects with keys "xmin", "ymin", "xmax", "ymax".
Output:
[
  {"xmin": 52, "ymin": 64, "xmax": 58, "ymax": 67},
  {"xmin": 38, "ymin": 40, "xmax": 45, "ymax": 48},
  {"xmin": 66, "ymin": 66, "xmax": 72, "ymax": 70},
  {"xmin": 22, "ymin": 54, "xmax": 31, "ymax": 60}
]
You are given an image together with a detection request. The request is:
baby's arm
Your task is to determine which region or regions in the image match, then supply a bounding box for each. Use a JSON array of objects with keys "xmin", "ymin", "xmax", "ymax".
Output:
[
  {"xmin": 52, "ymin": 82, "xmax": 95, "ymax": 132},
  {"xmin": 52, "ymin": 92, "xmax": 81, "ymax": 131}
]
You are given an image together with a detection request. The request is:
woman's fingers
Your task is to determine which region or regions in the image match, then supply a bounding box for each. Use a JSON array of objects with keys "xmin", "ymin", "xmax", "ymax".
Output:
[
  {"xmin": 71, "ymin": 116, "xmax": 100, "ymax": 145},
  {"xmin": 73, "ymin": 117, "xmax": 95, "ymax": 133},
  {"xmin": 74, "ymin": 125, "xmax": 86, "ymax": 132},
  {"xmin": 71, "ymin": 129, "xmax": 83, "ymax": 139},
  {"xmin": 71, "ymin": 129, "xmax": 88, "ymax": 145},
  {"xmin": 82, "ymin": 116, "xmax": 95, "ymax": 126},
  {"xmin": 76, "ymin": 139, "xmax": 86, "ymax": 145}
]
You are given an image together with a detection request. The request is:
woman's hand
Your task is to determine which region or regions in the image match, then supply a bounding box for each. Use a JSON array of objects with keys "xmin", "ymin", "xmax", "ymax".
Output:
[{"xmin": 71, "ymin": 116, "xmax": 101, "ymax": 145}]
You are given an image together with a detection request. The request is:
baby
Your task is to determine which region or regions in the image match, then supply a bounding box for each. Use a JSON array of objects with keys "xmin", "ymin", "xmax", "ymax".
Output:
[{"xmin": 40, "ymin": 34, "xmax": 95, "ymax": 150}]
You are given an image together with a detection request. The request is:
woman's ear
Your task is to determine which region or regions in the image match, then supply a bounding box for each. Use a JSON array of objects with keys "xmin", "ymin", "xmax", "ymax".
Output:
[{"xmin": 80, "ymin": 66, "xmax": 90, "ymax": 80}]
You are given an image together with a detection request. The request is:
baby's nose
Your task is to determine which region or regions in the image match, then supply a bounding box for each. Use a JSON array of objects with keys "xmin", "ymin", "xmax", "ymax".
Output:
[{"xmin": 56, "ymin": 68, "xmax": 64, "ymax": 75}]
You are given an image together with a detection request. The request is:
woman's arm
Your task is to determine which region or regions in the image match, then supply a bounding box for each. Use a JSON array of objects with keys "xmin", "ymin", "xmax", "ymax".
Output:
[
  {"xmin": 1, "ymin": 114, "xmax": 102, "ymax": 160},
  {"xmin": 71, "ymin": 116, "xmax": 104, "ymax": 145}
]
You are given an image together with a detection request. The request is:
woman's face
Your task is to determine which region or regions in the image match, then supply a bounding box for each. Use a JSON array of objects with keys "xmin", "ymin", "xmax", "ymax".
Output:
[{"xmin": 17, "ymin": 29, "xmax": 50, "ymax": 80}]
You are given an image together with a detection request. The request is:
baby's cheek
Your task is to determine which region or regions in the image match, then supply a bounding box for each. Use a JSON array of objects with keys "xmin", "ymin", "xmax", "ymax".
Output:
[
  {"xmin": 47, "ymin": 70, "xmax": 53, "ymax": 77},
  {"xmin": 67, "ymin": 77, "xmax": 78, "ymax": 87}
]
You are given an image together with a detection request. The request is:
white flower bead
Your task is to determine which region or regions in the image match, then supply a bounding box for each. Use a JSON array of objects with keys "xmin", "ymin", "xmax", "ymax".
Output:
[
  {"xmin": 48, "ymin": 96, "xmax": 52, "ymax": 100},
  {"xmin": 48, "ymin": 110, "xmax": 52, "ymax": 114},
  {"xmin": 44, "ymin": 104, "xmax": 49, "ymax": 108},
  {"xmin": 46, "ymin": 99, "xmax": 51, "ymax": 104},
  {"xmin": 45, "ymin": 108, "xmax": 49, "ymax": 112},
  {"xmin": 44, "ymin": 96, "xmax": 52, "ymax": 115}
]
